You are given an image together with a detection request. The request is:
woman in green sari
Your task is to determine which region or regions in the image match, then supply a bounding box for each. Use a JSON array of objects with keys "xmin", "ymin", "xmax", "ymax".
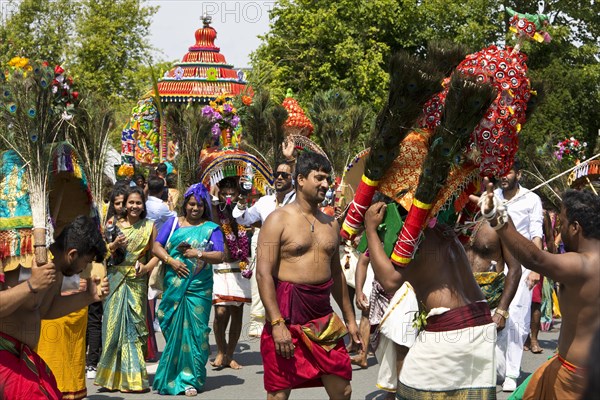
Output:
[
  {"xmin": 152, "ymin": 183, "xmax": 225, "ymax": 396},
  {"xmin": 95, "ymin": 186, "xmax": 159, "ymax": 392}
]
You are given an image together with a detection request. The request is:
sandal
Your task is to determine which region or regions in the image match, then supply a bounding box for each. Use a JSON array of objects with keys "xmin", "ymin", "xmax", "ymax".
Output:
[{"xmin": 185, "ymin": 387, "xmax": 198, "ymax": 397}]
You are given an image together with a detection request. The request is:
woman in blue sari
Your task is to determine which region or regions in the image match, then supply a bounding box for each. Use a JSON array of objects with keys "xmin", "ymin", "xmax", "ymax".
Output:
[{"xmin": 152, "ymin": 183, "xmax": 225, "ymax": 396}]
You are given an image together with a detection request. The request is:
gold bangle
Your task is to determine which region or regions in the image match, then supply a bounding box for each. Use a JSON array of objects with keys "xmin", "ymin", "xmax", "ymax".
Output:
[
  {"xmin": 271, "ymin": 317, "xmax": 285, "ymax": 326},
  {"xmin": 164, "ymin": 256, "xmax": 170, "ymax": 264},
  {"xmin": 495, "ymin": 308, "xmax": 509, "ymax": 319}
]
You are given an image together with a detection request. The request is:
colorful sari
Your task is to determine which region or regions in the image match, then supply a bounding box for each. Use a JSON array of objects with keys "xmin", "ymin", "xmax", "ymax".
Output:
[
  {"xmin": 153, "ymin": 221, "xmax": 220, "ymax": 395},
  {"xmin": 94, "ymin": 218, "xmax": 153, "ymax": 392}
]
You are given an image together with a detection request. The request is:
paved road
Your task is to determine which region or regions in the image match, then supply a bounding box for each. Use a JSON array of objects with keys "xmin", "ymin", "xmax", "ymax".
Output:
[{"xmin": 86, "ymin": 305, "xmax": 559, "ymax": 399}]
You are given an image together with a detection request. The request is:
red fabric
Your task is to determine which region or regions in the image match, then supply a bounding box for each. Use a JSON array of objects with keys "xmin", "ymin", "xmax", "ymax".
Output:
[
  {"xmin": 425, "ymin": 302, "xmax": 492, "ymax": 332},
  {"xmin": 341, "ymin": 178, "xmax": 378, "ymax": 240},
  {"xmin": 532, "ymin": 278, "xmax": 543, "ymax": 304},
  {"xmin": 145, "ymin": 300, "xmax": 158, "ymax": 362},
  {"xmin": 0, "ymin": 332, "xmax": 62, "ymax": 400},
  {"xmin": 260, "ymin": 279, "xmax": 352, "ymax": 392},
  {"xmin": 392, "ymin": 201, "xmax": 431, "ymax": 267}
]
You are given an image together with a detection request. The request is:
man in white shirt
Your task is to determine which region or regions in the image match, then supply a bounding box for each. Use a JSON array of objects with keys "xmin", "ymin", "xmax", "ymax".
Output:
[
  {"xmin": 494, "ymin": 159, "xmax": 544, "ymax": 392},
  {"xmin": 233, "ymin": 161, "xmax": 296, "ymax": 337},
  {"xmin": 146, "ymin": 176, "xmax": 176, "ymax": 232}
]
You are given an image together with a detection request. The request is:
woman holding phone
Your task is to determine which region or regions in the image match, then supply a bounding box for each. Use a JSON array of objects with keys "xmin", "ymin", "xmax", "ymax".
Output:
[
  {"xmin": 152, "ymin": 183, "xmax": 225, "ymax": 396},
  {"xmin": 95, "ymin": 186, "xmax": 159, "ymax": 392}
]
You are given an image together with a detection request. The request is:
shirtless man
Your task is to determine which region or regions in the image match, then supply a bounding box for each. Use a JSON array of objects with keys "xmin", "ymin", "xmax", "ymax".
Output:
[
  {"xmin": 463, "ymin": 215, "xmax": 522, "ymax": 331},
  {"xmin": 0, "ymin": 216, "xmax": 108, "ymax": 399},
  {"xmin": 365, "ymin": 203, "xmax": 496, "ymax": 398},
  {"xmin": 257, "ymin": 151, "xmax": 361, "ymax": 400},
  {"xmin": 479, "ymin": 185, "xmax": 600, "ymax": 399}
]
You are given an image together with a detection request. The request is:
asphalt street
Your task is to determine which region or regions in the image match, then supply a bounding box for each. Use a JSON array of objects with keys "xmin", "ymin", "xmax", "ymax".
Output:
[{"xmin": 86, "ymin": 303, "xmax": 560, "ymax": 400}]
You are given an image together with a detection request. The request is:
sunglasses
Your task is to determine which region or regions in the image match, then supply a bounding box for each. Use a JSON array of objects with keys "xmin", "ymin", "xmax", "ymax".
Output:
[{"xmin": 275, "ymin": 171, "xmax": 291, "ymax": 179}]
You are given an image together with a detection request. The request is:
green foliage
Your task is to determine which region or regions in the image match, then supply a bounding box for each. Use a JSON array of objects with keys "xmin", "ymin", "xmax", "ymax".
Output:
[
  {"xmin": 234, "ymin": 90, "xmax": 288, "ymax": 166},
  {"xmin": 72, "ymin": 0, "xmax": 158, "ymax": 100},
  {"xmin": 0, "ymin": 0, "xmax": 158, "ymax": 101},
  {"xmin": 310, "ymin": 89, "xmax": 371, "ymax": 174},
  {"xmin": 67, "ymin": 93, "xmax": 115, "ymax": 203}
]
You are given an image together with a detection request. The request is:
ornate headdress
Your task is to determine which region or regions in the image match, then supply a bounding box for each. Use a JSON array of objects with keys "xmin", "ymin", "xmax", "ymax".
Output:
[{"xmin": 341, "ymin": 9, "xmax": 549, "ymax": 267}]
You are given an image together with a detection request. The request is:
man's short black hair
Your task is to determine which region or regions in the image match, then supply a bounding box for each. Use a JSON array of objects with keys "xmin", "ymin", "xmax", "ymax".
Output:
[
  {"xmin": 148, "ymin": 176, "xmax": 165, "ymax": 196},
  {"xmin": 217, "ymin": 176, "xmax": 239, "ymax": 190},
  {"xmin": 166, "ymin": 173, "xmax": 178, "ymax": 189},
  {"xmin": 53, "ymin": 216, "xmax": 106, "ymax": 262},
  {"xmin": 511, "ymin": 157, "xmax": 521, "ymax": 172},
  {"xmin": 562, "ymin": 189, "xmax": 600, "ymax": 240},
  {"xmin": 156, "ymin": 163, "xmax": 168, "ymax": 174},
  {"xmin": 294, "ymin": 152, "xmax": 332, "ymax": 183}
]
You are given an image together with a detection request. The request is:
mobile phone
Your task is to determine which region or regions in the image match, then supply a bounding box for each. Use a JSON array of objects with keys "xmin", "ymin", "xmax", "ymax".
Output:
[{"xmin": 177, "ymin": 242, "xmax": 191, "ymax": 252}]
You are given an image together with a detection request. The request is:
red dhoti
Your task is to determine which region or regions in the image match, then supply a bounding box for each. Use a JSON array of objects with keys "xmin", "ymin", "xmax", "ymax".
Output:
[
  {"xmin": 260, "ymin": 279, "xmax": 352, "ymax": 392},
  {"xmin": 0, "ymin": 331, "xmax": 62, "ymax": 399}
]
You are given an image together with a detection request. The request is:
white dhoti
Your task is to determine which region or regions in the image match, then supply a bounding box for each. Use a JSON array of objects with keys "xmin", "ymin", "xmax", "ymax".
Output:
[
  {"xmin": 397, "ymin": 302, "xmax": 497, "ymax": 399},
  {"xmin": 212, "ymin": 261, "xmax": 251, "ymax": 306},
  {"xmin": 496, "ymin": 267, "xmax": 533, "ymax": 381},
  {"xmin": 248, "ymin": 230, "xmax": 265, "ymax": 337},
  {"xmin": 375, "ymin": 283, "xmax": 418, "ymax": 392}
]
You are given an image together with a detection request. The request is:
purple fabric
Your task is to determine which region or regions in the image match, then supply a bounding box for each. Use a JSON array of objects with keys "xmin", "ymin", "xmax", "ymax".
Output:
[
  {"xmin": 183, "ymin": 183, "xmax": 213, "ymax": 220},
  {"xmin": 156, "ymin": 217, "xmax": 224, "ymax": 251},
  {"xmin": 275, "ymin": 278, "xmax": 334, "ymax": 325}
]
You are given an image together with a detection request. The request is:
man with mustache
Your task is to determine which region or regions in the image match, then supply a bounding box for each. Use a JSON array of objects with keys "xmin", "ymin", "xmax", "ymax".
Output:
[
  {"xmin": 478, "ymin": 184, "xmax": 599, "ymax": 399},
  {"xmin": 493, "ymin": 159, "xmax": 544, "ymax": 392},
  {"xmin": 257, "ymin": 152, "xmax": 361, "ymax": 400},
  {"xmin": 0, "ymin": 216, "xmax": 108, "ymax": 400}
]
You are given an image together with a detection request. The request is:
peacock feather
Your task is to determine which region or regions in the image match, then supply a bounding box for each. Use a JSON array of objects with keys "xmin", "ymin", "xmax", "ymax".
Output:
[
  {"xmin": 365, "ymin": 51, "xmax": 443, "ymax": 180},
  {"xmin": 415, "ymin": 73, "xmax": 497, "ymax": 204}
]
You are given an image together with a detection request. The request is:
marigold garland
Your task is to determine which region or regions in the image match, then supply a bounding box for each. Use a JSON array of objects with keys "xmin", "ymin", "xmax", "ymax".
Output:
[{"xmin": 217, "ymin": 209, "xmax": 249, "ymax": 271}]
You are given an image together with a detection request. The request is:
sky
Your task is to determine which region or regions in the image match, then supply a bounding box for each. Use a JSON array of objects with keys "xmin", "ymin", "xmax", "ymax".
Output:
[{"xmin": 148, "ymin": 1, "xmax": 274, "ymax": 68}]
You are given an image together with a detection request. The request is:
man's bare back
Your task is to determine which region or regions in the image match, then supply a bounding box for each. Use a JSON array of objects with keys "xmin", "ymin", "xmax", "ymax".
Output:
[
  {"xmin": 0, "ymin": 265, "xmax": 62, "ymax": 348},
  {"xmin": 364, "ymin": 203, "xmax": 484, "ymax": 312},
  {"xmin": 464, "ymin": 221, "xmax": 504, "ymax": 273},
  {"xmin": 482, "ymin": 185, "xmax": 600, "ymax": 367}
]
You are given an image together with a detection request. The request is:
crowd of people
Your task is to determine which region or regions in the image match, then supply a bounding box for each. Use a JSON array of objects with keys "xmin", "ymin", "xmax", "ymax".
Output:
[{"xmin": 1, "ymin": 150, "xmax": 599, "ymax": 400}]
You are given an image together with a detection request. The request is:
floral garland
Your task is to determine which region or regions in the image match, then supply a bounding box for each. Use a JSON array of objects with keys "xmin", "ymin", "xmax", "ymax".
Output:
[
  {"xmin": 554, "ymin": 137, "xmax": 587, "ymax": 163},
  {"xmin": 217, "ymin": 208, "xmax": 250, "ymax": 276}
]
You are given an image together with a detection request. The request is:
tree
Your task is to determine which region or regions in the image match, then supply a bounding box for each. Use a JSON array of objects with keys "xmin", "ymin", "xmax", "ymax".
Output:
[
  {"xmin": 0, "ymin": 0, "xmax": 75, "ymax": 65},
  {"xmin": 250, "ymin": 0, "xmax": 502, "ymax": 111},
  {"xmin": 235, "ymin": 90, "xmax": 288, "ymax": 166},
  {"xmin": 72, "ymin": 0, "xmax": 158, "ymax": 100},
  {"xmin": 310, "ymin": 89, "xmax": 371, "ymax": 174},
  {"xmin": 0, "ymin": 0, "xmax": 158, "ymax": 101}
]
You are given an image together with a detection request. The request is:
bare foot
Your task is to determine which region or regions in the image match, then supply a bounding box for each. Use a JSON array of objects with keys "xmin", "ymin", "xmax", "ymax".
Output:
[
  {"xmin": 530, "ymin": 342, "xmax": 543, "ymax": 354},
  {"xmin": 350, "ymin": 355, "xmax": 367, "ymax": 369},
  {"xmin": 210, "ymin": 353, "xmax": 225, "ymax": 368},
  {"xmin": 227, "ymin": 358, "xmax": 243, "ymax": 370}
]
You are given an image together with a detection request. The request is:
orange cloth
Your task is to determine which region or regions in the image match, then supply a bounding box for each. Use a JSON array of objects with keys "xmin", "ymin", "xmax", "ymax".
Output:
[{"xmin": 523, "ymin": 355, "xmax": 586, "ymax": 400}]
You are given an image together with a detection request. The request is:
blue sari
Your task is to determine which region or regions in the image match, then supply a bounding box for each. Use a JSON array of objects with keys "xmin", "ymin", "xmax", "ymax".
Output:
[{"xmin": 153, "ymin": 221, "xmax": 219, "ymax": 395}]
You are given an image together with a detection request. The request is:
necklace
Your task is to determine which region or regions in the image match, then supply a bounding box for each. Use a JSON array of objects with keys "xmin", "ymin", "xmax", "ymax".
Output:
[{"xmin": 295, "ymin": 203, "xmax": 317, "ymax": 233}]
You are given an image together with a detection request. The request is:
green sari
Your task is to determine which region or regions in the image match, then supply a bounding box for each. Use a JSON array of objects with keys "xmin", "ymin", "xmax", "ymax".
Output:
[
  {"xmin": 153, "ymin": 221, "xmax": 219, "ymax": 395},
  {"xmin": 95, "ymin": 218, "xmax": 153, "ymax": 392}
]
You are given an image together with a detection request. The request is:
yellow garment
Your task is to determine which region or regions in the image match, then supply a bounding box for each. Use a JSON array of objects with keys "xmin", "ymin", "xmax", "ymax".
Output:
[
  {"xmin": 37, "ymin": 307, "xmax": 88, "ymax": 400},
  {"xmin": 552, "ymin": 289, "xmax": 561, "ymax": 318}
]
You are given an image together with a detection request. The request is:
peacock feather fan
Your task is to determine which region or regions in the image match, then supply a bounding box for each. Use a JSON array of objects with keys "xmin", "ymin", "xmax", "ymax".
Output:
[
  {"xmin": 426, "ymin": 41, "xmax": 470, "ymax": 78},
  {"xmin": 415, "ymin": 73, "xmax": 497, "ymax": 204},
  {"xmin": 365, "ymin": 52, "xmax": 444, "ymax": 180}
]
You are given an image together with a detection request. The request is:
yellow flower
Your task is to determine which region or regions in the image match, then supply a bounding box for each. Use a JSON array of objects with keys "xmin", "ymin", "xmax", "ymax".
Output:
[{"xmin": 209, "ymin": 101, "xmax": 217, "ymax": 109}]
